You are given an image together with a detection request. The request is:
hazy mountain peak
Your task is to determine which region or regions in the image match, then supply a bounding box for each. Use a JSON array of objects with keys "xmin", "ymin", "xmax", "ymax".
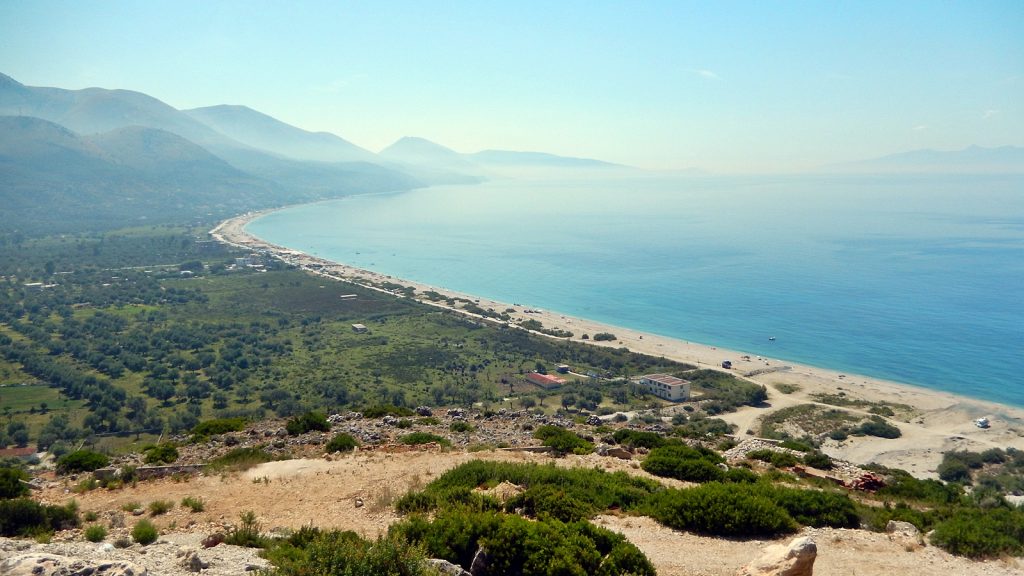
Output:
[
  {"xmin": 185, "ymin": 104, "xmax": 377, "ymax": 163},
  {"xmin": 0, "ymin": 72, "xmax": 26, "ymax": 89},
  {"xmin": 381, "ymin": 136, "xmax": 460, "ymax": 156}
]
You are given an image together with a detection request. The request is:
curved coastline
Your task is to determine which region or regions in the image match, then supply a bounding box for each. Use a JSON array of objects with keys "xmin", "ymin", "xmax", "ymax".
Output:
[{"xmin": 212, "ymin": 209, "xmax": 1024, "ymax": 478}]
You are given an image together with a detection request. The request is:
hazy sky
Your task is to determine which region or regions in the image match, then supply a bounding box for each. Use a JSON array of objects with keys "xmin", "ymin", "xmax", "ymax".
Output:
[{"xmin": 1, "ymin": 1, "xmax": 1021, "ymax": 172}]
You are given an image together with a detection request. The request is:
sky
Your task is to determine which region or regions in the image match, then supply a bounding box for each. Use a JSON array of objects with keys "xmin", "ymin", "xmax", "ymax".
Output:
[{"xmin": 1, "ymin": 1, "xmax": 1021, "ymax": 172}]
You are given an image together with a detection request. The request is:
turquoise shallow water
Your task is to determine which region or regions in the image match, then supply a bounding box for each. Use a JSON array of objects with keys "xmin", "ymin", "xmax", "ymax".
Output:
[{"xmin": 247, "ymin": 173, "xmax": 1024, "ymax": 407}]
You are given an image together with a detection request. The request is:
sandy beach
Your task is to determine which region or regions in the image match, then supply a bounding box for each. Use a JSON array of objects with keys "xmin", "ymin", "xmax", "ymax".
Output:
[{"xmin": 211, "ymin": 210, "xmax": 1024, "ymax": 478}]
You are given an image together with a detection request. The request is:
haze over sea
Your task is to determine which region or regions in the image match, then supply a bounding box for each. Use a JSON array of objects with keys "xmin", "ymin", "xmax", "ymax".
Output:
[{"xmin": 248, "ymin": 174, "xmax": 1024, "ymax": 408}]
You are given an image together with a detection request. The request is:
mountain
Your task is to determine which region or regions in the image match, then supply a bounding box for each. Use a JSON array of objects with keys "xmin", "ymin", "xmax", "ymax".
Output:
[
  {"xmin": 380, "ymin": 137, "xmax": 476, "ymax": 168},
  {"xmin": 378, "ymin": 136, "xmax": 635, "ymax": 181},
  {"xmin": 0, "ymin": 73, "xmax": 247, "ymax": 153},
  {"xmin": 825, "ymin": 145, "xmax": 1024, "ymax": 174},
  {"xmin": 184, "ymin": 105, "xmax": 378, "ymax": 163},
  {"xmin": 470, "ymin": 149, "xmax": 621, "ymax": 169},
  {"xmin": 378, "ymin": 137, "xmax": 485, "ymax": 184},
  {"xmin": 0, "ymin": 116, "xmax": 282, "ymax": 233},
  {"xmin": 0, "ymin": 72, "xmax": 416, "ymax": 187}
]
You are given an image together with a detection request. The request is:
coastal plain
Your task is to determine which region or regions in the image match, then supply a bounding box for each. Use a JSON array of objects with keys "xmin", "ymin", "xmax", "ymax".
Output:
[{"xmin": 213, "ymin": 211, "xmax": 1024, "ymax": 480}]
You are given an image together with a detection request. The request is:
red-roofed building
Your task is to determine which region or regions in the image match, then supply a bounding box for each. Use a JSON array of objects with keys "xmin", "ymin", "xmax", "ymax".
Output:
[{"xmin": 526, "ymin": 372, "xmax": 567, "ymax": 389}]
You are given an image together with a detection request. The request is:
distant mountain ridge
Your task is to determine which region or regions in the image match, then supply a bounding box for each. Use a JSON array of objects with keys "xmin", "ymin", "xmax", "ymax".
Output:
[
  {"xmin": 824, "ymin": 145, "xmax": 1024, "ymax": 174},
  {"xmin": 378, "ymin": 136, "xmax": 630, "ymax": 180},
  {"xmin": 5, "ymin": 71, "xmax": 1017, "ymax": 235},
  {"xmin": 184, "ymin": 105, "xmax": 378, "ymax": 164}
]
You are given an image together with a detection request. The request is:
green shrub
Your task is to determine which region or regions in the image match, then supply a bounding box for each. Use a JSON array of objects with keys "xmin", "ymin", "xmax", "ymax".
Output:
[
  {"xmin": 132, "ymin": 519, "xmax": 158, "ymax": 545},
  {"xmin": 876, "ymin": 468, "xmax": 961, "ymax": 504},
  {"xmin": 747, "ymin": 449, "xmax": 799, "ymax": 468},
  {"xmin": 765, "ymin": 484, "xmax": 859, "ymax": 528},
  {"xmin": 418, "ymin": 416, "xmax": 440, "ymax": 426},
  {"xmin": 641, "ymin": 445, "xmax": 725, "ymax": 483},
  {"xmin": 938, "ymin": 460, "xmax": 972, "ymax": 484},
  {"xmin": 779, "ymin": 440, "xmax": 814, "ymax": 452},
  {"xmin": 449, "ymin": 421, "xmax": 474, "ymax": 433},
  {"xmin": 642, "ymin": 482, "xmax": 858, "ymax": 538},
  {"xmin": 191, "ymin": 417, "xmax": 247, "ymax": 440},
  {"xmin": 56, "ymin": 450, "xmax": 109, "ymax": 474},
  {"xmin": 931, "ymin": 508, "xmax": 1024, "ymax": 558},
  {"xmin": 265, "ymin": 529, "xmax": 437, "ymax": 576},
  {"xmin": 533, "ymin": 425, "xmax": 593, "ymax": 455},
  {"xmin": 362, "ymin": 405, "xmax": 414, "ymax": 418},
  {"xmin": 396, "ymin": 419, "xmax": 414, "ymax": 429},
  {"xmin": 224, "ymin": 510, "xmax": 268, "ymax": 548},
  {"xmin": 84, "ymin": 524, "xmax": 107, "ymax": 542},
  {"xmin": 643, "ymin": 483, "xmax": 797, "ymax": 537},
  {"xmin": 181, "ymin": 496, "xmax": 205, "ymax": 512},
  {"xmin": 723, "ymin": 467, "xmax": 759, "ymax": 483},
  {"xmin": 504, "ymin": 484, "xmax": 594, "ymax": 522},
  {"xmin": 0, "ymin": 467, "xmax": 29, "ymax": 499},
  {"xmin": 148, "ymin": 500, "xmax": 173, "ymax": 516},
  {"xmin": 612, "ymin": 429, "xmax": 665, "ymax": 449},
  {"xmin": 854, "ymin": 417, "xmax": 901, "ymax": 439},
  {"xmin": 119, "ymin": 466, "xmax": 137, "ymax": 484},
  {"xmin": 399, "ymin": 432, "xmax": 451, "ymax": 447},
  {"xmin": 207, "ymin": 447, "xmax": 276, "ymax": 473},
  {"xmin": 392, "ymin": 509, "xmax": 656, "ymax": 576},
  {"xmin": 396, "ymin": 460, "xmax": 660, "ymax": 518},
  {"xmin": 325, "ymin": 433, "xmax": 359, "ymax": 453},
  {"xmin": 285, "ymin": 412, "xmax": 330, "ymax": 436},
  {"xmin": 828, "ymin": 428, "xmax": 849, "ymax": 441},
  {"xmin": 142, "ymin": 443, "xmax": 179, "ymax": 465},
  {"xmin": 672, "ymin": 416, "xmax": 732, "ymax": 438},
  {"xmin": 0, "ymin": 498, "xmax": 79, "ymax": 537},
  {"xmin": 802, "ymin": 451, "xmax": 833, "ymax": 470}
]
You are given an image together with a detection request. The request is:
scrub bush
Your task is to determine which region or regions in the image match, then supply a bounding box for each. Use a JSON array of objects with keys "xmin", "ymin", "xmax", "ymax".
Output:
[{"xmin": 325, "ymin": 433, "xmax": 359, "ymax": 453}]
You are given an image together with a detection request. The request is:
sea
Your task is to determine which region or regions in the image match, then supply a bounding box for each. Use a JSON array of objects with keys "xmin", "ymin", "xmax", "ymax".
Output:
[{"xmin": 246, "ymin": 173, "xmax": 1024, "ymax": 408}]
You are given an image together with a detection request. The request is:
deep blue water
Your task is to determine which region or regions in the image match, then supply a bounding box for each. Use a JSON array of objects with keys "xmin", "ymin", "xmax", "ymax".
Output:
[{"xmin": 247, "ymin": 174, "xmax": 1024, "ymax": 407}]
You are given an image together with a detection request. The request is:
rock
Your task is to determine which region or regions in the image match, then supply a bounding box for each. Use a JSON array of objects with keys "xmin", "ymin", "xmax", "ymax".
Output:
[
  {"xmin": 426, "ymin": 558, "xmax": 471, "ymax": 576},
  {"xmin": 737, "ymin": 536, "xmax": 816, "ymax": 576},
  {"xmin": 93, "ymin": 467, "xmax": 120, "ymax": 482},
  {"xmin": 201, "ymin": 533, "xmax": 226, "ymax": 548},
  {"xmin": 178, "ymin": 548, "xmax": 209, "ymax": 572},
  {"xmin": 885, "ymin": 520, "xmax": 919, "ymax": 536},
  {"xmin": 585, "ymin": 415, "xmax": 602, "ymax": 425},
  {"xmin": 595, "ymin": 444, "xmax": 633, "ymax": 459},
  {"xmin": 0, "ymin": 553, "xmax": 149, "ymax": 575},
  {"xmin": 415, "ymin": 406, "xmax": 434, "ymax": 417},
  {"xmin": 354, "ymin": 497, "xmax": 364, "ymax": 508}
]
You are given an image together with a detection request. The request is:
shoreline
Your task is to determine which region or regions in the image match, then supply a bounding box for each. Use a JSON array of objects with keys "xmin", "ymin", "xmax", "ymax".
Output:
[{"xmin": 211, "ymin": 209, "xmax": 1024, "ymax": 478}]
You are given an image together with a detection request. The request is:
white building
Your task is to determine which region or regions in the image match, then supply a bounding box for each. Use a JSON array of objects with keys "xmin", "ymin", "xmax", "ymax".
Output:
[{"xmin": 639, "ymin": 373, "xmax": 691, "ymax": 402}]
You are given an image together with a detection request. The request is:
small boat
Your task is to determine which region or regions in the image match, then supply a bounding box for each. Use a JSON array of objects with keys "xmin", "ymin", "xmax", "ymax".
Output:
[
  {"xmin": 768, "ymin": 336, "xmax": 776, "ymax": 341},
  {"xmin": 975, "ymin": 417, "xmax": 990, "ymax": 429}
]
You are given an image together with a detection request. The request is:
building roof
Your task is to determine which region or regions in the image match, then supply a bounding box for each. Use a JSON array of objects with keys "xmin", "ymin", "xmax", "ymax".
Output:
[
  {"xmin": 641, "ymin": 373, "xmax": 690, "ymax": 387},
  {"xmin": 526, "ymin": 372, "xmax": 567, "ymax": 385}
]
